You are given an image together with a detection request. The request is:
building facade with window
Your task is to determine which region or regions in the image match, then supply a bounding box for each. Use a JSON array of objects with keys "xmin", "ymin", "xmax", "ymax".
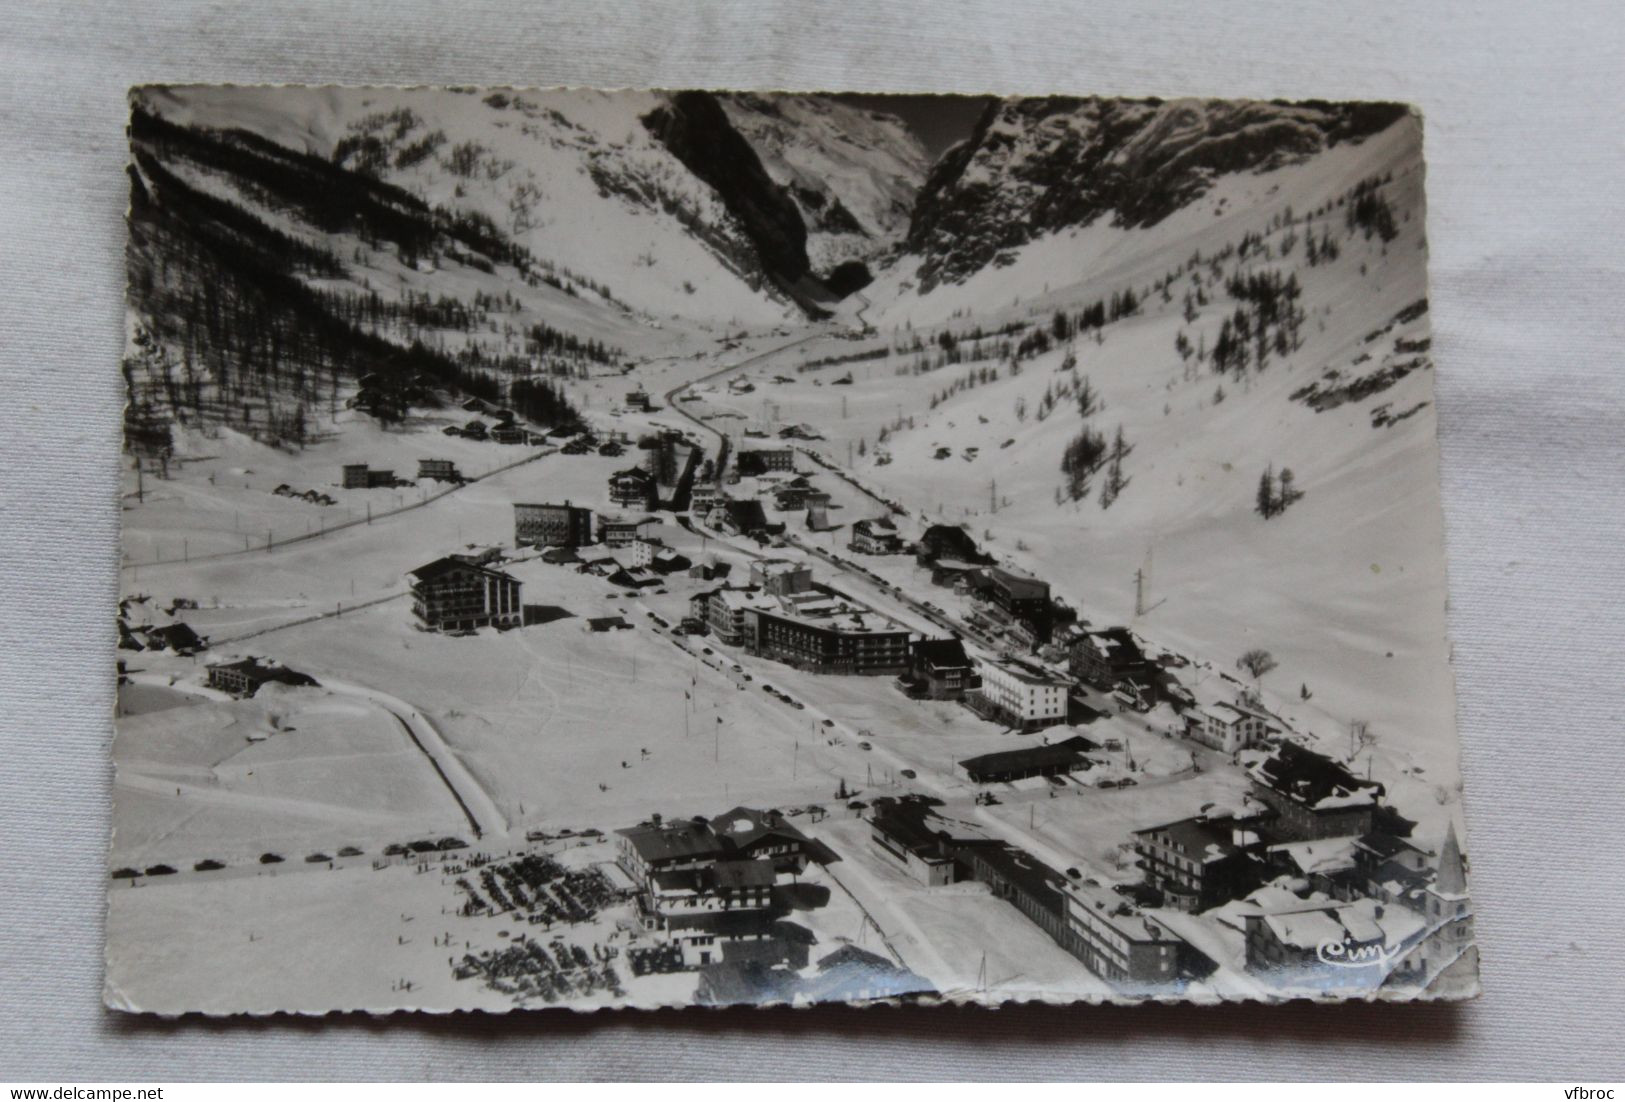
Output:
[{"xmin": 407, "ymin": 556, "xmax": 522, "ymax": 632}]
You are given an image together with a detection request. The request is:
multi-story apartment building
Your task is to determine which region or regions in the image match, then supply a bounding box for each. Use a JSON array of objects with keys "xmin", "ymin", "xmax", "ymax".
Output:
[
  {"xmin": 966, "ymin": 657, "xmax": 1069, "ymax": 731},
  {"xmin": 407, "ymin": 555, "xmax": 522, "ymax": 632},
  {"xmin": 513, "ymin": 501, "xmax": 594, "ymax": 548}
]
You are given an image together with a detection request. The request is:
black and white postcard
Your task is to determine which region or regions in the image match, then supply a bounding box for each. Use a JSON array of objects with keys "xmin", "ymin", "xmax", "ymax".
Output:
[{"xmin": 110, "ymin": 86, "xmax": 1476, "ymax": 1013}]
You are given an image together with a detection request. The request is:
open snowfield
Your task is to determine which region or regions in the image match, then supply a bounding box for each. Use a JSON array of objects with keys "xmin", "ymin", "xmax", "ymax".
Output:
[
  {"xmin": 113, "ymin": 677, "xmax": 469, "ymax": 866},
  {"xmin": 109, "ymin": 91, "xmax": 1471, "ymax": 1012}
]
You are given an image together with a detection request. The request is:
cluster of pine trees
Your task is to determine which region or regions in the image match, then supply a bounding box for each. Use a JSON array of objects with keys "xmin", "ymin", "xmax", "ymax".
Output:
[
  {"xmin": 1255, "ymin": 463, "xmax": 1305, "ymax": 519},
  {"xmin": 124, "ymin": 107, "xmax": 590, "ymax": 446},
  {"xmin": 509, "ymin": 377, "xmax": 582, "ymax": 430},
  {"xmin": 928, "ymin": 364, "xmax": 1003, "ymax": 409},
  {"xmin": 1206, "ymin": 267, "xmax": 1307, "ymax": 377},
  {"xmin": 1057, "ymin": 375, "xmax": 1133, "ymax": 507}
]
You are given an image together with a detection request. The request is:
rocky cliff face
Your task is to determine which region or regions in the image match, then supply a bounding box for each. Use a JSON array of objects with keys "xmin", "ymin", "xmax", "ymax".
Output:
[
  {"xmin": 904, "ymin": 96, "xmax": 1408, "ymax": 292},
  {"xmin": 718, "ymin": 94, "xmax": 930, "ymax": 273},
  {"xmin": 641, "ymin": 91, "xmax": 814, "ymax": 292}
]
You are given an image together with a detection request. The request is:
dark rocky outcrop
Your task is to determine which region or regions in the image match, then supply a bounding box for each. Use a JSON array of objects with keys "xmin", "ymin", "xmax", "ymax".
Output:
[
  {"xmin": 642, "ymin": 91, "xmax": 813, "ymax": 291},
  {"xmin": 905, "ymin": 97, "xmax": 1409, "ymax": 292}
]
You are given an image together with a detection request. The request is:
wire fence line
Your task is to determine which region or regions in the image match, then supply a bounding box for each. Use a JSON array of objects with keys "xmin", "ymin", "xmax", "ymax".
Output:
[
  {"xmin": 121, "ymin": 447, "xmax": 553, "ymax": 571},
  {"xmin": 207, "ymin": 591, "xmax": 409, "ymax": 647}
]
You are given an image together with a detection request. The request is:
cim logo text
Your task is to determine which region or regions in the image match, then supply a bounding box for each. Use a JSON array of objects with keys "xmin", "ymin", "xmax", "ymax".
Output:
[{"xmin": 1315, "ymin": 937, "xmax": 1405, "ymax": 968}]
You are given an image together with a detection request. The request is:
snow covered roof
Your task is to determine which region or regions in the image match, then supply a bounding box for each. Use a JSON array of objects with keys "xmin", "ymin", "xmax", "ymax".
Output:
[
  {"xmin": 1269, "ymin": 837, "xmax": 1361, "ymax": 876},
  {"xmin": 1248, "ymin": 741, "xmax": 1383, "ymax": 811},
  {"xmin": 407, "ymin": 555, "xmax": 517, "ymax": 585}
]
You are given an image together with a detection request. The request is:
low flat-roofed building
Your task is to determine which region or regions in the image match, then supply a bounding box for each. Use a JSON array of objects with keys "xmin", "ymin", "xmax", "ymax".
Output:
[
  {"xmin": 869, "ymin": 807, "xmax": 958, "ymax": 886},
  {"xmin": 1061, "ymin": 879, "xmax": 1188, "ymax": 991},
  {"xmin": 958, "ymin": 735, "xmax": 1096, "ymax": 784}
]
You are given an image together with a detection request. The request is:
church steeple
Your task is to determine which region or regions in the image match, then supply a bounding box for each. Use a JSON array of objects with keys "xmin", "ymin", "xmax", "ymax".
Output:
[{"xmin": 1435, "ymin": 821, "xmax": 1467, "ymax": 897}]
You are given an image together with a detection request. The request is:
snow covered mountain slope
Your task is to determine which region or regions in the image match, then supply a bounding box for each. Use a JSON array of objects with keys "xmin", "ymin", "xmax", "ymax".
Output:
[
  {"xmin": 137, "ymin": 85, "xmax": 807, "ymax": 326},
  {"xmin": 896, "ymin": 95, "xmax": 1407, "ymax": 295},
  {"xmin": 719, "ymin": 94, "xmax": 931, "ymax": 273},
  {"xmin": 788, "ymin": 117, "xmax": 1454, "ymax": 788}
]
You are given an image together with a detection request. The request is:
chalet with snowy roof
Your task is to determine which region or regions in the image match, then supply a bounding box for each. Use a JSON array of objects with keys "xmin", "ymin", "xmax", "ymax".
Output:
[
  {"xmin": 608, "ymin": 466, "xmax": 657, "ymax": 509},
  {"xmin": 1243, "ymin": 897, "xmax": 1428, "ymax": 989},
  {"xmin": 490, "ymin": 423, "xmax": 527, "ymax": 445},
  {"xmin": 709, "ymin": 807, "xmax": 818, "ymax": 874},
  {"xmin": 1188, "ymin": 701, "xmax": 1273, "ymax": 755},
  {"xmin": 903, "ymin": 637, "xmax": 976, "ymax": 700},
  {"xmin": 848, "ymin": 516, "xmax": 903, "ymax": 555},
  {"xmin": 646, "ymin": 859, "xmax": 776, "ymax": 929},
  {"xmin": 624, "ymin": 387, "xmax": 653, "ymax": 412},
  {"xmin": 1247, "ymin": 742, "xmax": 1385, "ymax": 841},
  {"xmin": 915, "ymin": 524, "xmax": 992, "ymax": 567},
  {"xmin": 407, "ymin": 556, "xmax": 522, "ymax": 632},
  {"xmin": 205, "ymin": 657, "xmax": 318, "ymax": 697},
  {"xmin": 1133, "ymin": 815, "xmax": 1269, "ymax": 913},
  {"xmin": 615, "ymin": 817, "xmax": 730, "ymax": 889},
  {"xmin": 1069, "ymin": 627, "xmax": 1152, "ymax": 690},
  {"xmin": 514, "ymin": 501, "xmax": 593, "ymax": 548},
  {"xmin": 606, "ymin": 565, "xmax": 663, "ymax": 591},
  {"xmin": 1352, "ymin": 832, "xmax": 1433, "ymax": 907},
  {"xmin": 958, "ymin": 735, "xmax": 1097, "ymax": 784}
]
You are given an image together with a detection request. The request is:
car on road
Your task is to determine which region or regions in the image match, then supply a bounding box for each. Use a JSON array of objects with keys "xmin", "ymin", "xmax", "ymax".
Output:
[
  {"xmin": 859, "ymin": 741, "xmax": 872, "ymax": 751},
  {"xmin": 193, "ymin": 858, "xmax": 225, "ymax": 872},
  {"xmin": 703, "ymin": 647, "xmax": 713, "ymax": 655},
  {"xmin": 761, "ymin": 684, "xmax": 773, "ymax": 693},
  {"xmin": 821, "ymin": 718, "xmax": 834, "ymax": 728},
  {"xmin": 899, "ymin": 769, "xmax": 916, "ymax": 780},
  {"xmin": 1118, "ymin": 777, "xmax": 1138, "ymax": 787}
]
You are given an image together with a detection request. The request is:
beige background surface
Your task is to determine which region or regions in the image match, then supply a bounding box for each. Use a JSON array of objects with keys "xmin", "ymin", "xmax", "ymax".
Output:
[{"xmin": 2, "ymin": 0, "xmax": 1623, "ymax": 1081}]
